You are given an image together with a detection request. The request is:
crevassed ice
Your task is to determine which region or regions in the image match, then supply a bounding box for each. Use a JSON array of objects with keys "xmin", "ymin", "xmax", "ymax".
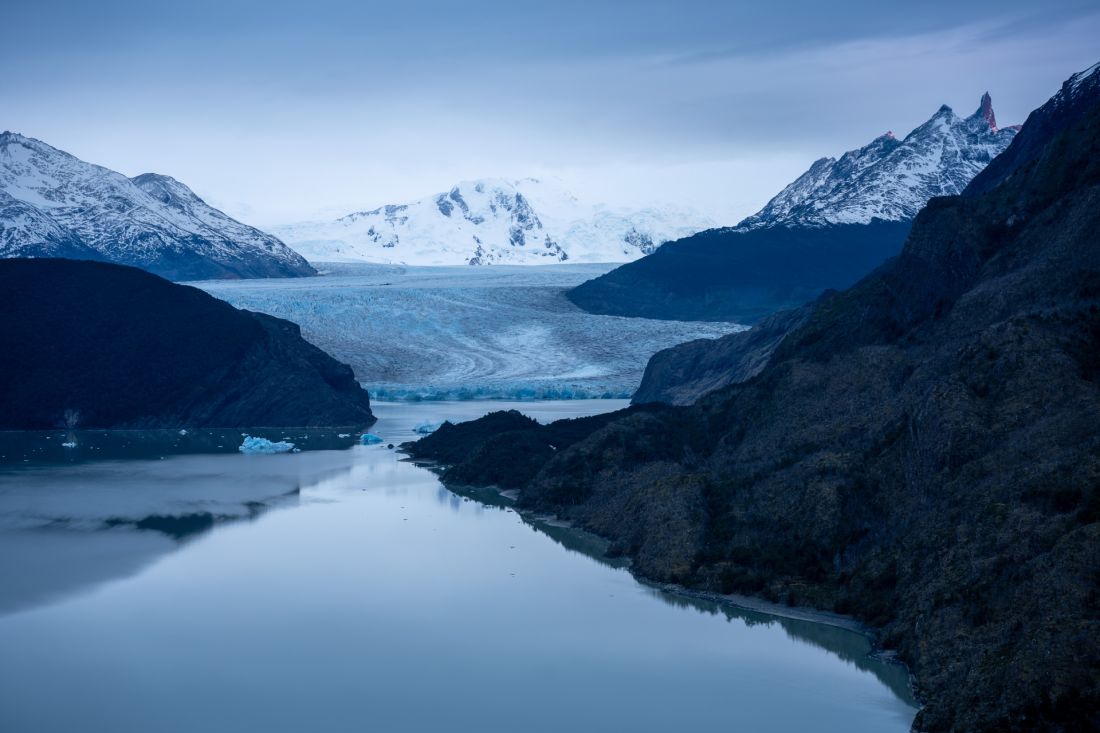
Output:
[{"xmin": 200, "ymin": 264, "xmax": 742, "ymax": 401}]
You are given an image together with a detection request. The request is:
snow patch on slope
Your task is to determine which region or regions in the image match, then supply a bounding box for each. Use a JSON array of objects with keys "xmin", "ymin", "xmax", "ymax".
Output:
[{"xmin": 1068, "ymin": 61, "xmax": 1100, "ymax": 93}]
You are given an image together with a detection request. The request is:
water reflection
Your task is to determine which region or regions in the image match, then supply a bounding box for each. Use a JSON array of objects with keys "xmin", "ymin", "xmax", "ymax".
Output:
[
  {"xmin": 441, "ymin": 480, "xmax": 917, "ymax": 707},
  {"xmin": 0, "ymin": 449, "xmax": 352, "ymax": 617},
  {"xmin": 0, "ymin": 401, "xmax": 917, "ymax": 733}
]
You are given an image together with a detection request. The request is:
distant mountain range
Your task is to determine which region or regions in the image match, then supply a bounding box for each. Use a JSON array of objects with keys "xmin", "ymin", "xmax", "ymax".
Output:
[
  {"xmin": 568, "ymin": 94, "xmax": 1018, "ymax": 323},
  {"xmin": 0, "ymin": 91, "xmax": 1021, "ymax": 280},
  {"xmin": 272, "ymin": 178, "xmax": 716, "ymax": 266},
  {"xmin": 0, "ymin": 133, "xmax": 314, "ymax": 280}
]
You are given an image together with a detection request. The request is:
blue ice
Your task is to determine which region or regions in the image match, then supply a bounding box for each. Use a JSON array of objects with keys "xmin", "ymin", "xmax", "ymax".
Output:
[{"xmin": 239, "ymin": 436, "xmax": 296, "ymax": 454}]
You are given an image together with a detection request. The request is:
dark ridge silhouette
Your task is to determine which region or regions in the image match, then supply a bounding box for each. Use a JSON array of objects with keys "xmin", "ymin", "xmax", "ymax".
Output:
[
  {"xmin": 566, "ymin": 221, "xmax": 911, "ymax": 323},
  {"xmin": 0, "ymin": 259, "xmax": 374, "ymax": 429}
]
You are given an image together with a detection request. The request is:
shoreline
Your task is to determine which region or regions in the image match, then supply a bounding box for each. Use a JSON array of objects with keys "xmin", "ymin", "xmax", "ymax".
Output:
[{"xmin": 405, "ymin": 456, "xmax": 919, "ymax": 705}]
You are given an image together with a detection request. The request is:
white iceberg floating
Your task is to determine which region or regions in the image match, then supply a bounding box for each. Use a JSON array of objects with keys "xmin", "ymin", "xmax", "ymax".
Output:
[
  {"xmin": 239, "ymin": 436, "xmax": 296, "ymax": 454},
  {"xmin": 413, "ymin": 421, "xmax": 443, "ymax": 435},
  {"xmin": 360, "ymin": 433, "xmax": 383, "ymax": 445}
]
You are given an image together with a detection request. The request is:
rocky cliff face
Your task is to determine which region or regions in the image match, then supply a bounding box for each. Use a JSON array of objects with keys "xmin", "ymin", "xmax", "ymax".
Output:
[
  {"xmin": 0, "ymin": 134, "xmax": 315, "ymax": 280},
  {"xmin": 0, "ymin": 259, "xmax": 374, "ymax": 429},
  {"xmin": 631, "ymin": 303, "xmax": 812, "ymax": 405},
  {"xmin": 406, "ymin": 65, "xmax": 1100, "ymax": 732}
]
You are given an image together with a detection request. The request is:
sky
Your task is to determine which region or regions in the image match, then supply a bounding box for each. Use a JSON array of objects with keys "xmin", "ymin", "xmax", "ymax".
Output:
[{"xmin": 3, "ymin": 0, "xmax": 1098, "ymax": 226}]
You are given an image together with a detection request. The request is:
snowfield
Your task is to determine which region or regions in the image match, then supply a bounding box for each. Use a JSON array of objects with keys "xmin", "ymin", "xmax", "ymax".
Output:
[{"xmin": 197, "ymin": 264, "xmax": 742, "ymax": 400}]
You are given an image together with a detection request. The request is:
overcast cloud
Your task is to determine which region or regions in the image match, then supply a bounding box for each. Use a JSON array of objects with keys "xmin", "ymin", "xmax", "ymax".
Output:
[{"xmin": 3, "ymin": 0, "xmax": 1097, "ymax": 225}]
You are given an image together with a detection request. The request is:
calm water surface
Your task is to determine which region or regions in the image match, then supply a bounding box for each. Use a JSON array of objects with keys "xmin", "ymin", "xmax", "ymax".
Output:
[{"xmin": 0, "ymin": 400, "xmax": 918, "ymax": 732}]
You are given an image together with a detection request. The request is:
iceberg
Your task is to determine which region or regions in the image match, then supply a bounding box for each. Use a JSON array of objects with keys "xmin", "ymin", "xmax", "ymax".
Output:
[
  {"xmin": 239, "ymin": 436, "xmax": 296, "ymax": 454},
  {"xmin": 413, "ymin": 421, "xmax": 443, "ymax": 435},
  {"xmin": 360, "ymin": 433, "xmax": 384, "ymax": 445}
]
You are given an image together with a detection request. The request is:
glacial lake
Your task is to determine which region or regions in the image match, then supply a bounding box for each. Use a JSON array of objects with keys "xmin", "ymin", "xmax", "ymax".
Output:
[{"xmin": 0, "ymin": 400, "xmax": 918, "ymax": 732}]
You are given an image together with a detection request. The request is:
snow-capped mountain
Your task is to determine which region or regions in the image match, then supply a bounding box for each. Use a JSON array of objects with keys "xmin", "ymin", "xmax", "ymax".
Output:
[
  {"xmin": 273, "ymin": 178, "xmax": 715, "ymax": 266},
  {"xmin": 0, "ymin": 132, "xmax": 315, "ymax": 280},
  {"xmin": 737, "ymin": 93, "xmax": 1018, "ymax": 229}
]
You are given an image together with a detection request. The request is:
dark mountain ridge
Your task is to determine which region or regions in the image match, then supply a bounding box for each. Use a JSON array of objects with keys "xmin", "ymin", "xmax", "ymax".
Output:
[
  {"xmin": 631, "ymin": 302, "xmax": 815, "ymax": 404},
  {"xmin": 566, "ymin": 221, "xmax": 912, "ymax": 323},
  {"xmin": 404, "ymin": 67, "xmax": 1100, "ymax": 732},
  {"xmin": 0, "ymin": 259, "xmax": 374, "ymax": 429}
]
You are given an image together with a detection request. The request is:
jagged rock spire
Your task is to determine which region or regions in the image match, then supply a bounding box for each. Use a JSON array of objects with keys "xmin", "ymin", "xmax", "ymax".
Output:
[{"xmin": 977, "ymin": 92, "xmax": 997, "ymax": 130}]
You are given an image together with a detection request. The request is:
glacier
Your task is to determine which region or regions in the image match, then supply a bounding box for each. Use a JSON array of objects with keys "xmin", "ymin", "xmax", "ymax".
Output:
[{"xmin": 198, "ymin": 263, "xmax": 741, "ymax": 400}]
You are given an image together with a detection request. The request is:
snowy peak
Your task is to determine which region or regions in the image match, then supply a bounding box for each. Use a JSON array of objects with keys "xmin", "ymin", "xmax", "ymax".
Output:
[
  {"xmin": 0, "ymin": 131, "xmax": 30, "ymax": 148},
  {"xmin": 0, "ymin": 133, "xmax": 314, "ymax": 280},
  {"xmin": 318, "ymin": 178, "xmax": 567, "ymax": 265},
  {"xmin": 274, "ymin": 177, "xmax": 715, "ymax": 266},
  {"xmin": 131, "ymin": 172, "xmax": 204, "ymax": 206},
  {"xmin": 1, "ymin": 131, "xmax": 59, "ymax": 156},
  {"xmin": 738, "ymin": 93, "xmax": 1018, "ymax": 230}
]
